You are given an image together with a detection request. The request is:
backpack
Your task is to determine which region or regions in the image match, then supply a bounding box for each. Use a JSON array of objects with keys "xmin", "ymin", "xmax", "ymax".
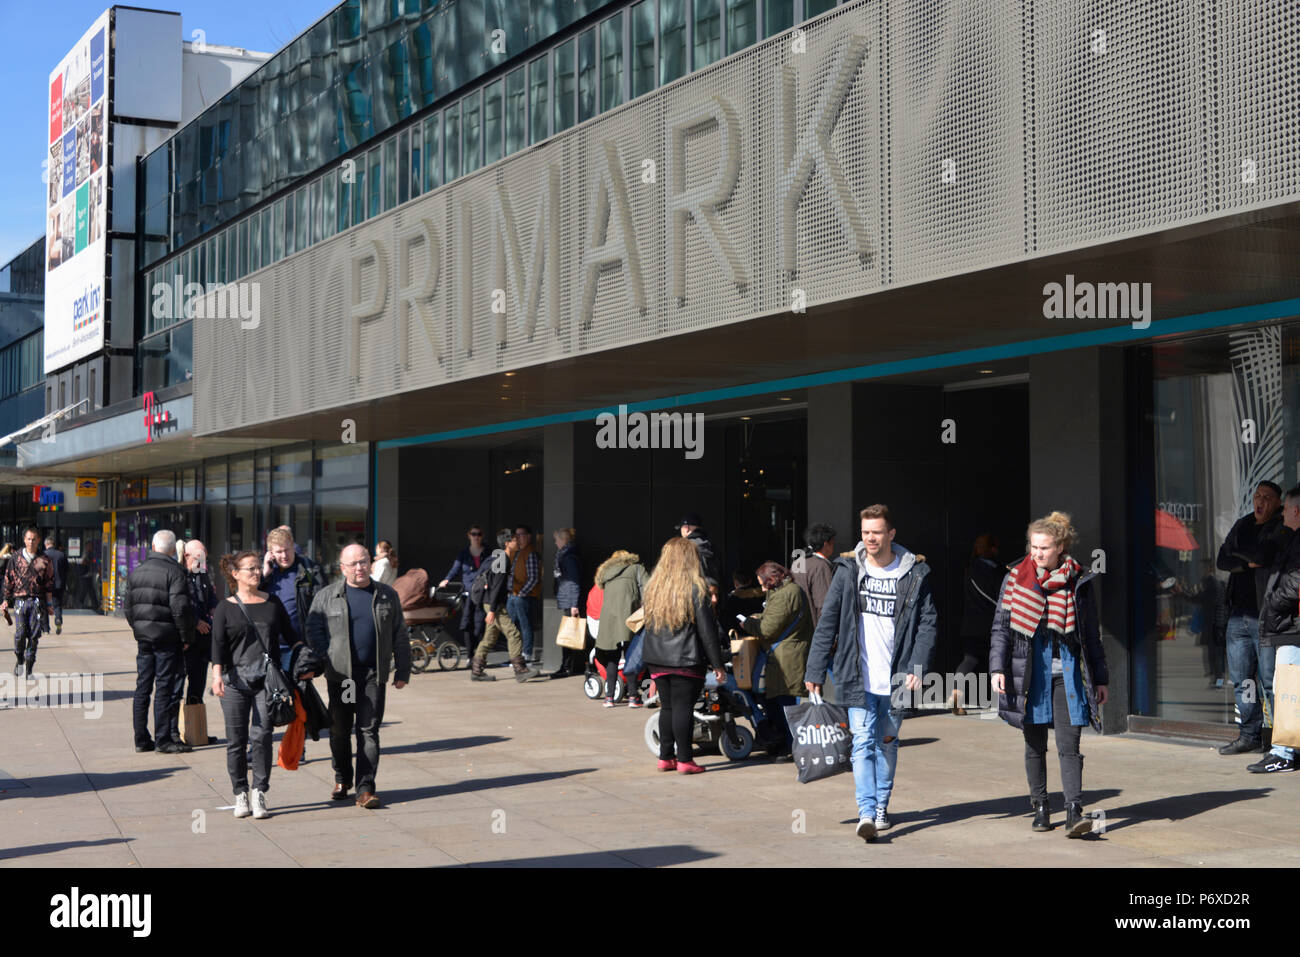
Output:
[{"xmin": 469, "ymin": 562, "xmax": 496, "ymax": 608}]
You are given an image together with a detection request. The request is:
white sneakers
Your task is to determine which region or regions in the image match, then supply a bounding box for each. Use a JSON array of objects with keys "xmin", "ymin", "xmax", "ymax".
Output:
[
  {"xmin": 234, "ymin": 790, "xmax": 270, "ymax": 820},
  {"xmin": 856, "ymin": 815, "xmax": 877, "ymax": 842}
]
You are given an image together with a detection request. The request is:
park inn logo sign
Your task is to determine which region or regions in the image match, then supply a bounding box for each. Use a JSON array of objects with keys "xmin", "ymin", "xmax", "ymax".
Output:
[{"xmin": 197, "ymin": 11, "xmax": 878, "ymax": 434}]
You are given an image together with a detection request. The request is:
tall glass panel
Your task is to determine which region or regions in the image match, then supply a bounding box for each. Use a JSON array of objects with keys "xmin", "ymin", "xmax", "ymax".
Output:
[
  {"xmin": 505, "ymin": 67, "xmax": 526, "ymax": 156},
  {"xmin": 805, "ymin": 0, "xmax": 837, "ymax": 15},
  {"xmin": 410, "ymin": 124, "xmax": 423, "ymax": 196},
  {"xmin": 338, "ymin": 168, "xmax": 351, "ymax": 232},
  {"xmin": 311, "ymin": 179, "xmax": 323, "ymax": 244},
  {"xmin": 424, "ymin": 112, "xmax": 442, "ymax": 189},
  {"xmin": 294, "ymin": 186, "xmax": 307, "ymax": 251},
  {"xmin": 660, "ymin": 0, "xmax": 686, "ymax": 85},
  {"xmin": 553, "ymin": 39, "xmax": 576, "ymax": 133},
  {"xmin": 367, "ymin": 147, "xmax": 381, "ymax": 218},
  {"xmin": 398, "ymin": 129, "xmax": 410, "ymax": 204},
  {"xmin": 463, "ymin": 94, "xmax": 482, "ymax": 173},
  {"xmin": 237, "ymin": 219, "xmax": 248, "ymax": 277},
  {"xmin": 444, "ymin": 104, "xmax": 461, "ymax": 182},
  {"xmin": 352, "ymin": 156, "xmax": 367, "ymax": 224},
  {"xmin": 726, "ymin": 0, "xmax": 757, "ymax": 54},
  {"xmin": 631, "ymin": 1, "xmax": 656, "ymax": 98},
  {"xmin": 323, "ymin": 170, "xmax": 337, "ymax": 238},
  {"xmin": 529, "ymin": 55, "xmax": 549, "ymax": 144},
  {"xmin": 250, "ymin": 211, "xmax": 262, "ymax": 271},
  {"xmin": 284, "ymin": 193, "xmax": 296, "ymax": 256},
  {"xmin": 272, "ymin": 199, "xmax": 285, "ymax": 262},
  {"xmin": 764, "ymin": 0, "xmax": 794, "ymax": 37},
  {"xmin": 383, "ymin": 137, "xmax": 397, "ymax": 210},
  {"xmin": 601, "ymin": 14, "xmax": 624, "ymax": 111},
  {"xmin": 694, "ymin": 0, "xmax": 722, "ymax": 68},
  {"xmin": 484, "ymin": 80, "xmax": 503, "ymax": 165},
  {"xmin": 578, "ymin": 28, "xmax": 597, "ymax": 122},
  {"xmin": 272, "ymin": 447, "xmax": 312, "ymax": 494}
]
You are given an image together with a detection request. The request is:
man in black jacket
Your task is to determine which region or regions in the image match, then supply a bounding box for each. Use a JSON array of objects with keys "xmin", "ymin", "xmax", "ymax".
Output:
[
  {"xmin": 43, "ymin": 537, "xmax": 68, "ymax": 633},
  {"xmin": 125, "ymin": 530, "xmax": 196, "ymax": 754},
  {"xmin": 170, "ymin": 539, "xmax": 219, "ymax": 744},
  {"xmin": 678, "ymin": 513, "xmax": 720, "ymax": 605},
  {"xmin": 1216, "ymin": 480, "xmax": 1284, "ymax": 755},
  {"xmin": 1250, "ymin": 484, "xmax": 1300, "ymax": 773},
  {"xmin": 469, "ymin": 530, "xmax": 542, "ymax": 682}
]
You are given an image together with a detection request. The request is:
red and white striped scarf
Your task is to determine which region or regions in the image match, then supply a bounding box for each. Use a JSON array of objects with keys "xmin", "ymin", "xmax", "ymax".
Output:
[{"xmin": 1002, "ymin": 554, "xmax": 1080, "ymax": 639}]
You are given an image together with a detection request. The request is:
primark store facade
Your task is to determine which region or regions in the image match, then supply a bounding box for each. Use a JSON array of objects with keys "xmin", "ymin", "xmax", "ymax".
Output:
[{"xmin": 18, "ymin": 0, "xmax": 1300, "ymax": 738}]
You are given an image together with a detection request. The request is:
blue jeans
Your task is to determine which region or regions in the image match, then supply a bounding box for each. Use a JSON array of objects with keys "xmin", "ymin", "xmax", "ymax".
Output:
[
  {"xmin": 1226, "ymin": 612, "xmax": 1263, "ymax": 739},
  {"xmin": 848, "ymin": 694, "xmax": 902, "ymax": 818},
  {"xmin": 506, "ymin": 595, "xmax": 539, "ymax": 658},
  {"xmin": 1269, "ymin": 645, "xmax": 1300, "ymax": 759}
]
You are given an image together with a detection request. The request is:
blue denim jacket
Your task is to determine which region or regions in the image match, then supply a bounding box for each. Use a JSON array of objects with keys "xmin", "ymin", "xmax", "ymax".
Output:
[{"xmin": 1025, "ymin": 618, "xmax": 1090, "ymax": 727}]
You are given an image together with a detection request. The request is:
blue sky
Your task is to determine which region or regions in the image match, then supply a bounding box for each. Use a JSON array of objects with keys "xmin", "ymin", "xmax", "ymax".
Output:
[{"xmin": 0, "ymin": 0, "xmax": 336, "ymax": 265}]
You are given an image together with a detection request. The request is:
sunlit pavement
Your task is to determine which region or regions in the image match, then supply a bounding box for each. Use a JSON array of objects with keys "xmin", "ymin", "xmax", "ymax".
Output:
[{"xmin": 1, "ymin": 612, "xmax": 1297, "ymax": 868}]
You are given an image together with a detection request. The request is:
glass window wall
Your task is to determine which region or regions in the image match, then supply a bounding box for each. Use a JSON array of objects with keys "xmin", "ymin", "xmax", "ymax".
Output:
[
  {"xmin": 631, "ymin": 1, "xmax": 656, "ymax": 98},
  {"xmin": 601, "ymin": 14, "xmax": 625, "ymax": 111},
  {"xmin": 694, "ymin": 0, "xmax": 722, "ymax": 68},
  {"xmin": 553, "ymin": 39, "xmax": 576, "ymax": 133}
]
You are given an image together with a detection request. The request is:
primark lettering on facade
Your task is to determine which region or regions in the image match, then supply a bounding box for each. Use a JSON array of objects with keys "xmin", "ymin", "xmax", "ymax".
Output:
[{"xmin": 197, "ymin": 13, "xmax": 876, "ymax": 434}]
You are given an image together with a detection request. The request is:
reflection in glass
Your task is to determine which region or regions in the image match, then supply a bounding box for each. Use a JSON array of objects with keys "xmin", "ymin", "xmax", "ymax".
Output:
[
  {"xmin": 505, "ymin": 67, "xmax": 526, "ymax": 156},
  {"xmin": 383, "ymin": 136, "xmax": 397, "ymax": 210},
  {"xmin": 529, "ymin": 56, "xmax": 549, "ymax": 144},
  {"xmin": 425, "ymin": 112, "xmax": 442, "ymax": 190},
  {"xmin": 323, "ymin": 170, "xmax": 337, "ymax": 238},
  {"xmin": 352, "ymin": 157, "xmax": 367, "ymax": 224},
  {"xmin": 463, "ymin": 94, "xmax": 482, "ymax": 173},
  {"xmin": 398, "ymin": 129, "xmax": 409, "ymax": 204},
  {"xmin": 484, "ymin": 80, "xmax": 503, "ymax": 165},
  {"xmin": 695, "ymin": 0, "xmax": 722, "ymax": 68},
  {"xmin": 631, "ymin": 1, "xmax": 655, "ymax": 98},
  {"xmin": 578, "ymin": 29, "xmax": 597, "ymax": 123},
  {"xmin": 764, "ymin": 0, "xmax": 794, "ymax": 37},
  {"xmin": 410, "ymin": 125, "xmax": 422, "ymax": 196},
  {"xmin": 553, "ymin": 39, "xmax": 575, "ymax": 133},
  {"xmin": 368, "ymin": 147, "xmax": 382, "ymax": 217},
  {"xmin": 601, "ymin": 14, "xmax": 624, "ymax": 111},
  {"xmin": 295, "ymin": 186, "xmax": 308, "ymax": 252},
  {"xmin": 661, "ymin": 0, "xmax": 686, "ymax": 85},
  {"xmin": 138, "ymin": 322, "xmax": 194, "ymax": 392},
  {"xmin": 805, "ymin": 0, "xmax": 837, "ymax": 15},
  {"xmin": 444, "ymin": 105, "xmax": 461, "ymax": 182}
]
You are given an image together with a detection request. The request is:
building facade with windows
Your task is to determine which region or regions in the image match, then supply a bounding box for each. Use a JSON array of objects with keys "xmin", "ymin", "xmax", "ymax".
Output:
[{"xmin": 9, "ymin": 0, "xmax": 1300, "ymax": 740}]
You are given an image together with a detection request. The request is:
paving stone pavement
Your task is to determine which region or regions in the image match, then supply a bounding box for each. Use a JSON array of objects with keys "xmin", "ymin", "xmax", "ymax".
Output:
[{"xmin": 0, "ymin": 613, "xmax": 1297, "ymax": 867}]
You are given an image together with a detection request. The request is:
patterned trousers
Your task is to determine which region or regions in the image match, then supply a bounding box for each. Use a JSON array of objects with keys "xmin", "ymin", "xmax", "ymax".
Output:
[{"xmin": 12, "ymin": 598, "xmax": 45, "ymax": 667}]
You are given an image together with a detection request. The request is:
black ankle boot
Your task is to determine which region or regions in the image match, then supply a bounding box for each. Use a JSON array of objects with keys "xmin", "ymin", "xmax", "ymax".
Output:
[
  {"xmin": 1031, "ymin": 800, "xmax": 1051, "ymax": 832},
  {"xmin": 1064, "ymin": 802, "xmax": 1092, "ymax": 838}
]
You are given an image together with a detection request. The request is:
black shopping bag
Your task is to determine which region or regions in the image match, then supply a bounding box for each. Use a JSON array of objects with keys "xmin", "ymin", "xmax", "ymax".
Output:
[{"xmin": 784, "ymin": 693, "xmax": 852, "ymax": 783}]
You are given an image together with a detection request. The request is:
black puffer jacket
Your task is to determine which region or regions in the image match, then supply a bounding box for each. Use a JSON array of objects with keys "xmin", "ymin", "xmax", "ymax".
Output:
[
  {"xmin": 124, "ymin": 551, "xmax": 196, "ymax": 646},
  {"xmin": 642, "ymin": 587, "xmax": 724, "ymax": 672},
  {"xmin": 1260, "ymin": 527, "xmax": 1300, "ymax": 648}
]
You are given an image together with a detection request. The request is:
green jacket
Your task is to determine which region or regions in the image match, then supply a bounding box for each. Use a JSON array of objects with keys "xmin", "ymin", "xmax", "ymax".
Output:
[
  {"xmin": 306, "ymin": 579, "xmax": 412, "ymax": 685},
  {"xmin": 741, "ymin": 579, "xmax": 814, "ymax": 698},
  {"xmin": 596, "ymin": 554, "xmax": 647, "ymax": 650}
]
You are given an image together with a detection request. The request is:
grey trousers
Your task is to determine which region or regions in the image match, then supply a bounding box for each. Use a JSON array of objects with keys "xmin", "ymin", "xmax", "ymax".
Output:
[
  {"xmin": 219, "ymin": 682, "xmax": 273, "ymax": 795},
  {"xmin": 1022, "ymin": 674, "xmax": 1084, "ymax": 806}
]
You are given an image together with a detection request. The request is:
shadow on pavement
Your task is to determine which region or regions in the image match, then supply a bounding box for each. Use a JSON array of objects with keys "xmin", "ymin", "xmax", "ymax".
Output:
[
  {"xmin": 0, "ymin": 837, "xmax": 133, "ymax": 861},
  {"xmin": 385, "ymin": 735, "xmax": 510, "ymax": 755},
  {"xmin": 860, "ymin": 787, "xmax": 1125, "ymax": 838},
  {"xmin": 899, "ymin": 737, "xmax": 939, "ymax": 747},
  {"xmin": 1093, "ymin": 787, "xmax": 1272, "ymax": 833},
  {"xmin": 441, "ymin": 844, "xmax": 719, "ymax": 867},
  {"xmin": 379, "ymin": 768, "xmax": 599, "ymax": 805},
  {"xmin": 6, "ymin": 768, "xmax": 185, "ymax": 798}
]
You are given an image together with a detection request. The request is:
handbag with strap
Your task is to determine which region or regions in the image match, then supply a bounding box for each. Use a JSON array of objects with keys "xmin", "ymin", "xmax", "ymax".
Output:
[{"xmin": 234, "ymin": 595, "xmax": 298, "ymax": 727}]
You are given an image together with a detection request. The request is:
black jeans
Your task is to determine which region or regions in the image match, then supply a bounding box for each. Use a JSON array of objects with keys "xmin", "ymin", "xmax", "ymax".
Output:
[
  {"xmin": 459, "ymin": 601, "xmax": 485, "ymax": 655},
  {"xmin": 328, "ymin": 668, "xmax": 386, "ymax": 792},
  {"xmin": 1023, "ymin": 674, "xmax": 1084, "ymax": 806},
  {"xmin": 656, "ymin": 674, "xmax": 704, "ymax": 762},
  {"xmin": 134, "ymin": 639, "xmax": 182, "ymax": 747},
  {"xmin": 219, "ymin": 681, "xmax": 272, "ymax": 794},
  {"xmin": 596, "ymin": 646, "xmax": 622, "ymax": 698}
]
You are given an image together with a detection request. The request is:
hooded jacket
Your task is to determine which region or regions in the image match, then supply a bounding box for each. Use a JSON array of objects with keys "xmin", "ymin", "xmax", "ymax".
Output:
[
  {"xmin": 804, "ymin": 541, "xmax": 938, "ymax": 715},
  {"xmin": 594, "ymin": 552, "xmax": 647, "ymax": 650}
]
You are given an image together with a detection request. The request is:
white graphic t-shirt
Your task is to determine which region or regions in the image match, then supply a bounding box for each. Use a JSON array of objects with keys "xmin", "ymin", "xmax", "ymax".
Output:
[{"xmin": 859, "ymin": 554, "xmax": 905, "ymax": 696}]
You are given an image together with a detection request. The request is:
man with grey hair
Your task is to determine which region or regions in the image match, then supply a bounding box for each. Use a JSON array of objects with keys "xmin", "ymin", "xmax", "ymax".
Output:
[{"xmin": 125, "ymin": 529, "xmax": 196, "ymax": 754}]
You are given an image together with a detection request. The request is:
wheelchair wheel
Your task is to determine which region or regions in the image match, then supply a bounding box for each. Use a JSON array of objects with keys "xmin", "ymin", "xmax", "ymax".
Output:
[
  {"xmin": 436, "ymin": 641, "xmax": 462, "ymax": 671},
  {"xmin": 409, "ymin": 642, "xmax": 430, "ymax": 673},
  {"xmin": 719, "ymin": 723, "xmax": 754, "ymax": 761},
  {"xmin": 644, "ymin": 714, "xmax": 662, "ymax": 757},
  {"xmin": 583, "ymin": 674, "xmax": 603, "ymax": 699}
]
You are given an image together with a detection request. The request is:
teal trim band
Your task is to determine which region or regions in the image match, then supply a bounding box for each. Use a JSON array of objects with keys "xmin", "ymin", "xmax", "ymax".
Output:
[{"xmin": 378, "ymin": 295, "xmax": 1300, "ymax": 450}]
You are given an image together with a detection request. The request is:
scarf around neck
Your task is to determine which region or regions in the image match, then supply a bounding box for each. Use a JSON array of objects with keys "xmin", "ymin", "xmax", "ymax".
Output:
[{"xmin": 1002, "ymin": 553, "xmax": 1081, "ymax": 639}]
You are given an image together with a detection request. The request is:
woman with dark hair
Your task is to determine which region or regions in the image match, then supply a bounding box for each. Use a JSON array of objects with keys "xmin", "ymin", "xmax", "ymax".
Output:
[
  {"xmin": 952, "ymin": 533, "xmax": 1002, "ymax": 713},
  {"xmin": 738, "ymin": 560, "xmax": 814, "ymax": 759},
  {"xmin": 210, "ymin": 550, "xmax": 308, "ymax": 821},
  {"xmin": 990, "ymin": 511, "xmax": 1109, "ymax": 838},
  {"xmin": 642, "ymin": 537, "xmax": 725, "ymax": 773},
  {"xmin": 439, "ymin": 525, "xmax": 488, "ymax": 658},
  {"xmin": 370, "ymin": 540, "xmax": 398, "ymax": 586}
]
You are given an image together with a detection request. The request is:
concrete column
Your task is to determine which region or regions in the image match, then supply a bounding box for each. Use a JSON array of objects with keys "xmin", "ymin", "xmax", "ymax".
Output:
[
  {"xmin": 806, "ymin": 383, "xmax": 856, "ymax": 542},
  {"xmin": 541, "ymin": 424, "xmax": 578, "ymax": 673},
  {"xmin": 1029, "ymin": 346, "xmax": 1131, "ymax": 733}
]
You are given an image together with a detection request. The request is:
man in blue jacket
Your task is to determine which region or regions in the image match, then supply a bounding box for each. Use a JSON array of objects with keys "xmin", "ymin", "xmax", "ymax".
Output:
[{"xmin": 805, "ymin": 505, "xmax": 937, "ymax": 843}]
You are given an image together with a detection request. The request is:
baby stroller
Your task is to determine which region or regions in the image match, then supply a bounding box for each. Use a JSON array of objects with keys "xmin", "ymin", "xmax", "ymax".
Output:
[
  {"xmin": 642, "ymin": 668, "xmax": 757, "ymax": 761},
  {"xmin": 398, "ymin": 571, "xmax": 466, "ymax": 673}
]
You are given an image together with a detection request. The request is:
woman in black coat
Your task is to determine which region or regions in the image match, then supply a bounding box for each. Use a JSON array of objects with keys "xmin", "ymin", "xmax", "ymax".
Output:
[{"xmin": 990, "ymin": 511, "xmax": 1108, "ymax": 838}]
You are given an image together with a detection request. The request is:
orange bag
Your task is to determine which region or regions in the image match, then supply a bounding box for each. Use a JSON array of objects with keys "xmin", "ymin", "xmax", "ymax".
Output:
[{"xmin": 276, "ymin": 690, "xmax": 307, "ymax": 771}]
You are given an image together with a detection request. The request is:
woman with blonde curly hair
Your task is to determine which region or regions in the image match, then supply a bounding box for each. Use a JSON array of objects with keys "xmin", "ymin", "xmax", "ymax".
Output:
[
  {"xmin": 990, "ymin": 511, "xmax": 1109, "ymax": 838},
  {"xmin": 641, "ymin": 537, "xmax": 726, "ymax": 773}
]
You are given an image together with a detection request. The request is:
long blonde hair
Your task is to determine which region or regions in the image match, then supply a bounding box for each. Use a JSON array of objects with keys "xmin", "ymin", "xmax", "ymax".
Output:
[{"xmin": 642, "ymin": 537, "xmax": 708, "ymax": 633}]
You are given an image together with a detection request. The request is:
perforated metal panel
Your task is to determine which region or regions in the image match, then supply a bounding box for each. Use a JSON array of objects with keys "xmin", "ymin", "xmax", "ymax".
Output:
[{"xmin": 195, "ymin": 0, "xmax": 1300, "ymax": 436}]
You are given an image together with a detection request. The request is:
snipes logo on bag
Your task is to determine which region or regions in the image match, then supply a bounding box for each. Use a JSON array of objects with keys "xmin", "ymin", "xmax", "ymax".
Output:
[
  {"xmin": 796, "ymin": 722, "xmax": 848, "ymax": 747},
  {"xmin": 49, "ymin": 887, "xmax": 150, "ymax": 937}
]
